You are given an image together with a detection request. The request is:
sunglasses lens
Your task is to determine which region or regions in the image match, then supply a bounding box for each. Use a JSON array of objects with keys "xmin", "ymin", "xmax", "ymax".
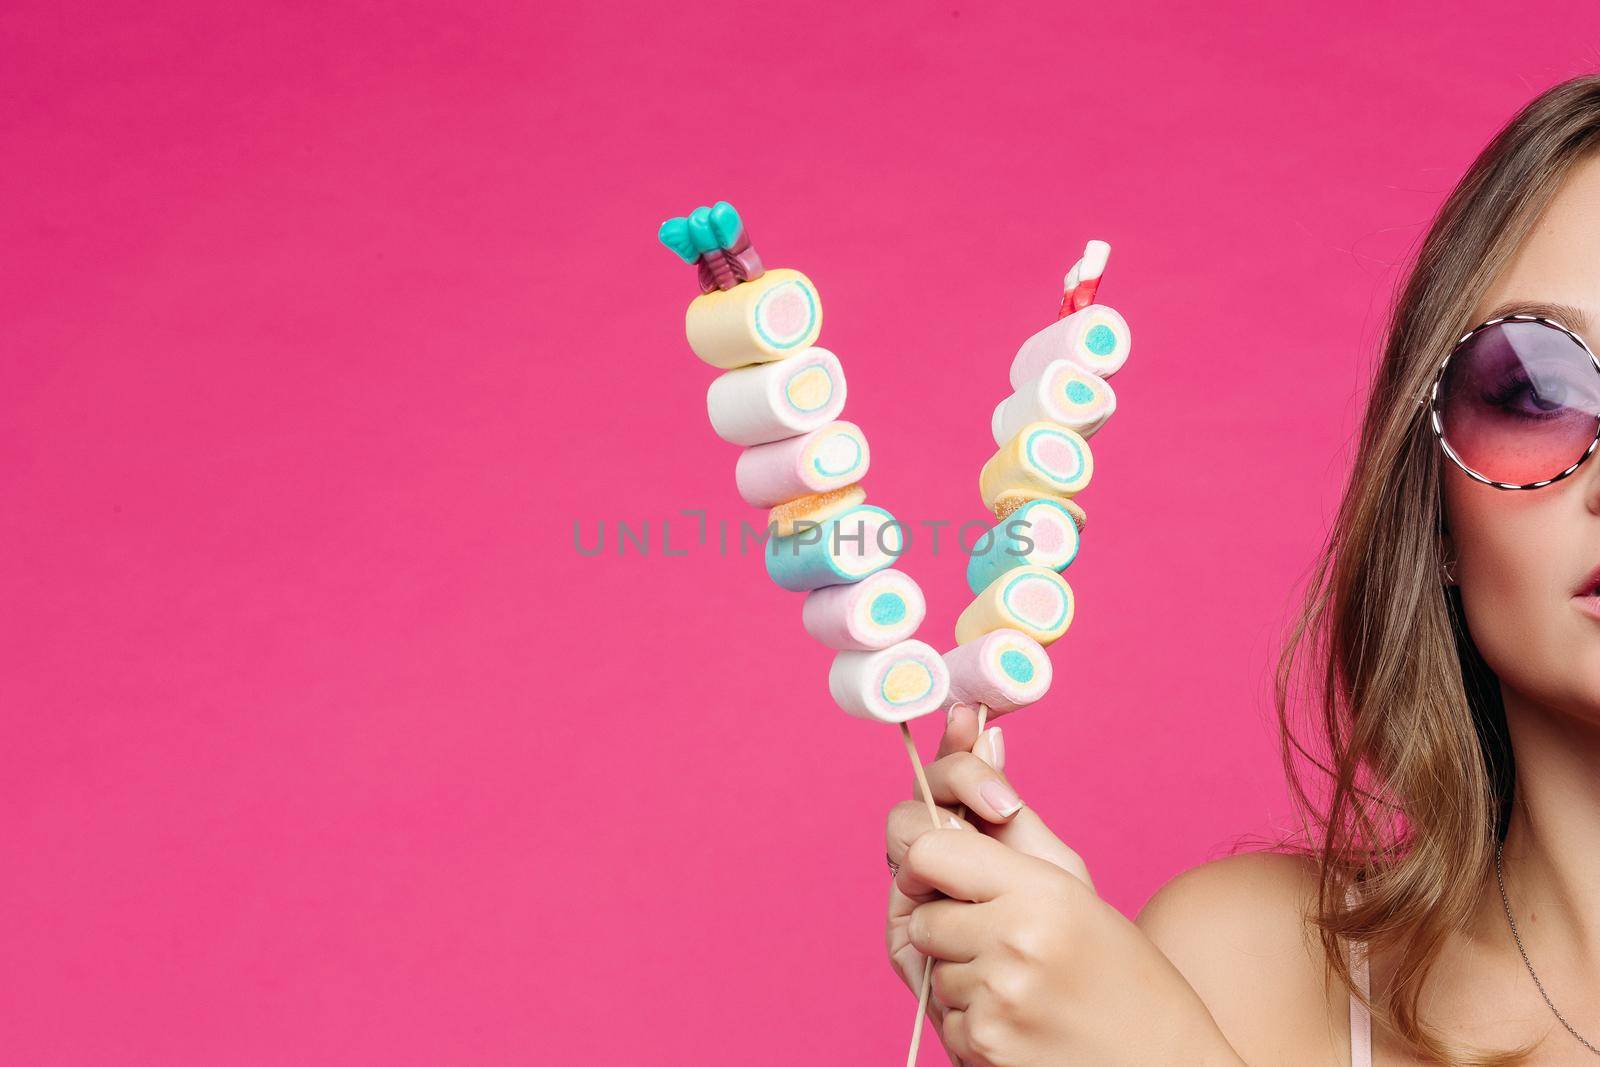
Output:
[{"xmin": 1436, "ymin": 319, "xmax": 1600, "ymax": 485}]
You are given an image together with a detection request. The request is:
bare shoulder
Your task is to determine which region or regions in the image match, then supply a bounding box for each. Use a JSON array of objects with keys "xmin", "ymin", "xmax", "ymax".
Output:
[
  {"xmin": 1136, "ymin": 850, "xmax": 1321, "ymax": 954},
  {"xmin": 1136, "ymin": 851, "xmax": 1351, "ymax": 1064}
]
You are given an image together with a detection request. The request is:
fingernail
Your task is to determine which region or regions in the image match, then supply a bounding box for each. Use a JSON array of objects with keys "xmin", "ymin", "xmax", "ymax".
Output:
[
  {"xmin": 946, "ymin": 814, "xmax": 965, "ymax": 830},
  {"xmin": 980, "ymin": 779, "xmax": 1022, "ymax": 817},
  {"xmin": 983, "ymin": 727, "xmax": 1005, "ymax": 771}
]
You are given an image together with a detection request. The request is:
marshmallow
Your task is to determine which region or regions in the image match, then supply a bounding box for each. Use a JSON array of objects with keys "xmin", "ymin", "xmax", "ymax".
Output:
[
  {"xmin": 1010, "ymin": 304, "xmax": 1131, "ymax": 386},
  {"xmin": 995, "ymin": 491, "xmax": 1086, "ymax": 532},
  {"xmin": 954, "ymin": 565, "xmax": 1074, "ymax": 646},
  {"xmin": 707, "ymin": 347, "xmax": 847, "ymax": 446},
  {"xmin": 991, "ymin": 359, "xmax": 1117, "ymax": 445},
  {"xmin": 979, "ymin": 422, "xmax": 1093, "ymax": 512},
  {"xmin": 829, "ymin": 639, "xmax": 951, "ymax": 723},
  {"xmin": 684, "ymin": 268, "xmax": 823, "ymax": 368},
  {"xmin": 734, "ymin": 420, "xmax": 871, "ymax": 507},
  {"xmin": 802, "ymin": 568, "xmax": 927, "ymax": 650},
  {"xmin": 769, "ymin": 483, "xmax": 865, "ymax": 537},
  {"xmin": 765, "ymin": 503, "xmax": 903, "ymax": 591},
  {"xmin": 942, "ymin": 629, "xmax": 1053, "ymax": 715},
  {"xmin": 965, "ymin": 498, "xmax": 1081, "ymax": 595}
]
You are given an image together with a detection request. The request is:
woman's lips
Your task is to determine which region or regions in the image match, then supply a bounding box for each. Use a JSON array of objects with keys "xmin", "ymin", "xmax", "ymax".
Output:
[
  {"xmin": 1574, "ymin": 591, "xmax": 1600, "ymax": 622},
  {"xmin": 1575, "ymin": 562, "xmax": 1600, "ymax": 597}
]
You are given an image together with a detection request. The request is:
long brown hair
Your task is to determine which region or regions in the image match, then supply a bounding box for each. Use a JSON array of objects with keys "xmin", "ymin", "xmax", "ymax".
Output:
[{"xmin": 1276, "ymin": 73, "xmax": 1600, "ymax": 1065}]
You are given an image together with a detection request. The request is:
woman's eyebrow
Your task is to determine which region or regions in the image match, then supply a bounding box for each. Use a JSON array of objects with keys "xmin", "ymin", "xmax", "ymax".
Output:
[{"xmin": 1483, "ymin": 299, "xmax": 1594, "ymax": 335}]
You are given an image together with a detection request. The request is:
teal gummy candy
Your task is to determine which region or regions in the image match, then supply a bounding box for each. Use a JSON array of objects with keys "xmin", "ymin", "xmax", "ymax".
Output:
[{"xmin": 658, "ymin": 200, "xmax": 746, "ymax": 263}]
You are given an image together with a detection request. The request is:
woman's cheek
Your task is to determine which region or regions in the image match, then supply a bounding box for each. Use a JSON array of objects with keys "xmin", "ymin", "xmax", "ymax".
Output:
[
  {"xmin": 1447, "ymin": 479, "xmax": 1529, "ymax": 658},
  {"xmin": 1447, "ymin": 474, "xmax": 1573, "ymax": 697}
]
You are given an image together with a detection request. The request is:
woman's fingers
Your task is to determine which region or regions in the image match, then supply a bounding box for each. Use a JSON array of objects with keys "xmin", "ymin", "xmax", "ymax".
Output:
[
  {"xmin": 908, "ymin": 897, "xmax": 988, "ymax": 963},
  {"xmin": 922, "ymin": 747, "xmax": 1024, "ymax": 823},
  {"xmin": 923, "ymin": 996, "xmax": 963, "ymax": 1066},
  {"xmin": 929, "ymin": 958, "xmax": 982, "ymax": 1012},
  {"xmin": 984, "ymin": 806, "xmax": 1097, "ymax": 893},
  {"xmin": 896, "ymin": 826, "xmax": 1044, "ymax": 902},
  {"xmin": 940, "ymin": 1008, "xmax": 974, "ymax": 1063},
  {"xmin": 940, "ymin": 711, "xmax": 1099, "ymax": 892},
  {"xmin": 935, "ymin": 705, "xmax": 1005, "ymax": 767},
  {"xmin": 887, "ymin": 800, "xmax": 971, "ymax": 868},
  {"xmin": 886, "ymin": 879, "xmax": 926, "ymax": 985},
  {"xmin": 935, "ymin": 703, "xmax": 984, "ymax": 759},
  {"xmin": 912, "ymin": 704, "xmax": 1019, "ymax": 823},
  {"xmin": 973, "ymin": 725, "xmax": 1003, "ymax": 770}
]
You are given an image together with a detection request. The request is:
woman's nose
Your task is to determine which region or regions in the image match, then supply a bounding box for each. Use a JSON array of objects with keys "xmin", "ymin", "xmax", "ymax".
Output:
[{"xmin": 1581, "ymin": 436, "xmax": 1600, "ymax": 516}]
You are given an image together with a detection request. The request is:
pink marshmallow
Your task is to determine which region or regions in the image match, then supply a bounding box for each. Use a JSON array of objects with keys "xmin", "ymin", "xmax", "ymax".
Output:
[
  {"xmin": 801, "ymin": 568, "xmax": 925, "ymax": 650},
  {"xmin": 734, "ymin": 420, "xmax": 871, "ymax": 507},
  {"xmin": 1010, "ymin": 304, "xmax": 1131, "ymax": 387},
  {"xmin": 942, "ymin": 629, "xmax": 1053, "ymax": 716}
]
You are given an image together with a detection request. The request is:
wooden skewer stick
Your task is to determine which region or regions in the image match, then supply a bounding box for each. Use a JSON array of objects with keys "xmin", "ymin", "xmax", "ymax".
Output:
[
  {"xmin": 899, "ymin": 721, "xmax": 942, "ymax": 828},
  {"xmin": 902, "ymin": 703, "xmax": 991, "ymax": 1067}
]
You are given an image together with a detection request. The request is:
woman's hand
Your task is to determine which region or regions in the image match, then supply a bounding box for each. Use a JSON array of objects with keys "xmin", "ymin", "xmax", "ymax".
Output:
[
  {"xmin": 884, "ymin": 707, "xmax": 1243, "ymax": 1066},
  {"xmin": 884, "ymin": 705, "xmax": 1091, "ymax": 1059}
]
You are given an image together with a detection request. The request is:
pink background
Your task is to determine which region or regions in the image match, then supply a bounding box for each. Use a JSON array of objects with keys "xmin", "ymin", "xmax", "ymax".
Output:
[{"xmin": 5, "ymin": 3, "xmax": 1598, "ymax": 1063}]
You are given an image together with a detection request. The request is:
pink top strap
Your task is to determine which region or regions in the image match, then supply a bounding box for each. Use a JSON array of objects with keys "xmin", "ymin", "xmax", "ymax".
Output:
[{"xmin": 1345, "ymin": 882, "xmax": 1373, "ymax": 1067}]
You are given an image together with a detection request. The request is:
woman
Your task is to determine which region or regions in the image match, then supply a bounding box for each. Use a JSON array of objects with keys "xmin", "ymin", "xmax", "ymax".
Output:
[{"xmin": 885, "ymin": 73, "xmax": 1600, "ymax": 1065}]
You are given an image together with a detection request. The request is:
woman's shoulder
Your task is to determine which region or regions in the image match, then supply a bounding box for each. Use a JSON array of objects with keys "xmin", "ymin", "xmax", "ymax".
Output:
[{"xmin": 1135, "ymin": 850, "xmax": 1356, "ymax": 1064}]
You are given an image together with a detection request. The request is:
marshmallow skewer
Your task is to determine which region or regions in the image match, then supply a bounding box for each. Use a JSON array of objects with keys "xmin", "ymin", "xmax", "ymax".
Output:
[
  {"xmin": 659, "ymin": 202, "xmax": 951, "ymax": 725},
  {"xmin": 662, "ymin": 202, "xmax": 960, "ymax": 1067},
  {"xmin": 907, "ymin": 240, "xmax": 1130, "ymax": 1064},
  {"xmin": 661, "ymin": 206, "xmax": 1129, "ymax": 1065},
  {"xmin": 660, "ymin": 206, "xmax": 957, "ymax": 1050}
]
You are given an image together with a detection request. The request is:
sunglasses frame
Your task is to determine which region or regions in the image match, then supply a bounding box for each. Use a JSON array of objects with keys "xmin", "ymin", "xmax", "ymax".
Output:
[{"xmin": 1426, "ymin": 313, "xmax": 1600, "ymax": 491}]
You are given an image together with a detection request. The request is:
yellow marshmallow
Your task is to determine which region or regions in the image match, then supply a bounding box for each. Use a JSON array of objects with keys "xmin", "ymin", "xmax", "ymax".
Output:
[
  {"xmin": 954, "ymin": 565, "xmax": 1075, "ymax": 647},
  {"xmin": 684, "ymin": 268, "xmax": 823, "ymax": 369},
  {"xmin": 979, "ymin": 422, "xmax": 1093, "ymax": 512}
]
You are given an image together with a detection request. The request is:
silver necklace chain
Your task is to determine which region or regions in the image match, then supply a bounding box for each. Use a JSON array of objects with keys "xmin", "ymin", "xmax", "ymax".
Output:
[{"xmin": 1495, "ymin": 839, "xmax": 1600, "ymax": 1057}]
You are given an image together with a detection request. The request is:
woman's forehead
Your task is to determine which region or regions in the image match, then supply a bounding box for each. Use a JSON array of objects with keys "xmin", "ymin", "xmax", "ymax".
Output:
[{"xmin": 1471, "ymin": 152, "xmax": 1600, "ymax": 329}]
